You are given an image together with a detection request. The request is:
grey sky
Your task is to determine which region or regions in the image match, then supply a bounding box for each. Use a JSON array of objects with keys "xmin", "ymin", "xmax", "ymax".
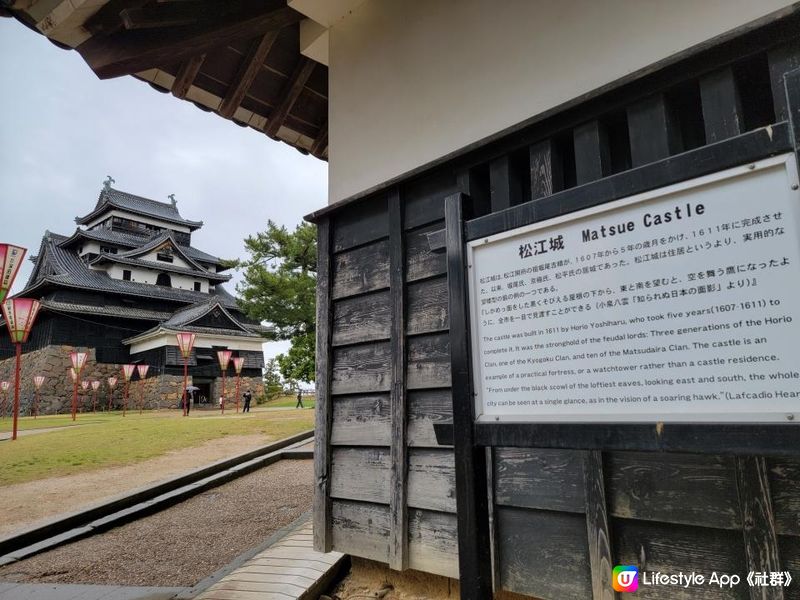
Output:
[{"xmin": 0, "ymin": 20, "xmax": 328, "ymax": 361}]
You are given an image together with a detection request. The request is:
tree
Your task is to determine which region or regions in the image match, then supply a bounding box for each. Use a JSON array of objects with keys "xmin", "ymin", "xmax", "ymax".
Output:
[
  {"xmin": 262, "ymin": 358, "xmax": 285, "ymax": 400},
  {"xmin": 238, "ymin": 220, "xmax": 316, "ymax": 384}
]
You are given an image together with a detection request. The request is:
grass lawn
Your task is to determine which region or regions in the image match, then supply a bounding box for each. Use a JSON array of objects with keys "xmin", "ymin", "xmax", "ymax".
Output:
[
  {"xmin": 0, "ymin": 408, "xmax": 313, "ymax": 487},
  {"xmin": 263, "ymin": 395, "xmax": 316, "ymax": 409}
]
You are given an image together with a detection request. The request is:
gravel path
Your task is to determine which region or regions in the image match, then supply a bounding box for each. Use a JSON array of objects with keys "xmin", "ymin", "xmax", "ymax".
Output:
[{"xmin": 0, "ymin": 459, "xmax": 313, "ymax": 587}]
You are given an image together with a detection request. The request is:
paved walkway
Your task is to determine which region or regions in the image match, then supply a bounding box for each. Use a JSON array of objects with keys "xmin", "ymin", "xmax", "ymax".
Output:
[
  {"xmin": 195, "ymin": 519, "xmax": 344, "ymax": 600},
  {"xmin": 0, "ymin": 583, "xmax": 183, "ymax": 600},
  {"xmin": 0, "ymin": 426, "xmax": 78, "ymax": 442}
]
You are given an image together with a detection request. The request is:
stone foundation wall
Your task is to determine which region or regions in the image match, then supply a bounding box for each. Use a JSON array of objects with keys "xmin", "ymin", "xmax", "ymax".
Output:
[
  {"xmin": 0, "ymin": 345, "xmax": 203, "ymax": 415},
  {"xmin": 208, "ymin": 376, "xmax": 265, "ymax": 409}
]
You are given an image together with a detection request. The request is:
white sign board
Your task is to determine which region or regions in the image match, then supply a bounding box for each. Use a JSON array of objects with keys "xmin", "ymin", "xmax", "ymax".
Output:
[{"xmin": 468, "ymin": 155, "xmax": 800, "ymax": 423}]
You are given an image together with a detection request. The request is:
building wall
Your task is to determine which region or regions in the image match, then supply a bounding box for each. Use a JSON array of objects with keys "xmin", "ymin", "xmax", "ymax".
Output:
[
  {"xmin": 327, "ymin": 0, "xmax": 795, "ymax": 203},
  {"xmin": 314, "ymin": 21, "xmax": 800, "ymax": 597},
  {"xmin": 104, "ymin": 263, "xmax": 208, "ymax": 291}
]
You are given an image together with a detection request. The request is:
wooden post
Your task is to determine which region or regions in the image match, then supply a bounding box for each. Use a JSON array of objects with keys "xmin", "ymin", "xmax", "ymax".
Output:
[
  {"xmin": 530, "ymin": 139, "xmax": 563, "ymax": 200},
  {"xmin": 627, "ymin": 94, "xmax": 682, "ymax": 167},
  {"xmin": 768, "ymin": 39, "xmax": 800, "ymax": 122},
  {"xmin": 489, "ymin": 155, "xmax": 522, "ymax": 212},
  {"xmin": 313, "ymin": 216, "xmax": 334, "ymax": 553},
  {"xmin": 583, "ymin": 450, "xmax": 617, "ymax": 600},
  {"xmin": 735, "ymin": 457, "xmax": 783, "ymax": 600},
  {"xmin": 785, "ymin": 67, "xmax": 800, "ymax": 171},
  {"xmin": 700, "ymin": 66, "xmax": 743, "ymax": 143},
  {"xmin": 574, "ymin": 120, "xmax": 611, "ymax": 185},
  {"xmin": 388, "ymin": 189, "xmax": 409, "ymax": 571},
  {"xmin": 446, "ymin": 192, "xmax": 493, "ymax": 600}
]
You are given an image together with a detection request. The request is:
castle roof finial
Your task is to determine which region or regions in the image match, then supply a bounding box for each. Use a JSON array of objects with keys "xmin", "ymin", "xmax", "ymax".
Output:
[
  {"xmin": 103, "ymin": 175, "xmax": 115, "ymax": 191},
  {"xmin": 168, "ymin": 193, "xmax": 177, "ymax": 207}
]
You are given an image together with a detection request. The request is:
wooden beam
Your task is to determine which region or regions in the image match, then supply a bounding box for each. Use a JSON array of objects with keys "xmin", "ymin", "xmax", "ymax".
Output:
[
  {"xmin": 489, "ymin": 155, "xmax": 522, "ymax": 212},
  {"xmin": 120, "ymin": 3, "xmax": 200, "ymax": 30},
  {"xmin": 313, "ymin": 216, "xmax": 334, "ymax": 553},
  {"xmin": 85, "ymin": 0, "xmax": 149, "ymax": 36},
  {"xmin": 573, "ymin": 120, "xmax": 611, "ymax": 185},
  {"xmin": 768, "ymin": 39, "xmax": 800, "ymax": 123},
  {"xmin": 700, "ymin": 66, "xmax": 743, "ymax": 143},
  {"xmin": 388, "ymin": 189, "xmax": 408, "ymax": 571},
  {"xmin": 77, "ymin": 1, "xmax": 302, "ymax": 80},
  {"xmin": 171, "ymin": 53, "xmax": 205, "ymax": 99},
  {"xmin": 264, "ymin": 56, "xmax": 317, "ymax": 137},
  {"xmin": 310, "ymin": 119, "xmax": 328, "ymax": 159},
  {"xmin": 219, "ymin": 31, "xmax": 280, "ymax": 119}
]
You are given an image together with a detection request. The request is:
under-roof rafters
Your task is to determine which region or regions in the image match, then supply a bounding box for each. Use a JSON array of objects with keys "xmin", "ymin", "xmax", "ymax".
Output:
[
  {"xmin": 310, "ymin": 119, "xmax": 328, "ymax": 159},
  {"xmin": 77, "ymin": 0, "xmax": 303, "ymax": 80},
  {"xmin": 219, "ymin": 30, "xmax": 280, "ymax": 119},
  {"xmin": 263, "ymin": 55, "xmax": 316, "ymax": 137},
  {"xmin": 171, "ymin": 52, "xmax": 205, "ymax": 99}
]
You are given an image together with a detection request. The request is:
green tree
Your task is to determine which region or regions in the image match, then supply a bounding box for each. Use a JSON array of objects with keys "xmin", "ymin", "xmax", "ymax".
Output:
[
  {"xmin": 238, "ymin": 220, "xmax": 316, "ymax": 384},
  {"xmin": 263, "ymin": 358, "xmax": 285, "ymax": 400}
]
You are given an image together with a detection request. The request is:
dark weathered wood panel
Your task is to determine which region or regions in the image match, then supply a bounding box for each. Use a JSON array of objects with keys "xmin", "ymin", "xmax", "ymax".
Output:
[
  {"xmin": 333, "ymin": 196, "xmax": 388, "ymax": 252},
  {"xmin": 769, "ymin": 458, "xmax": 800, "ymax": 537},
  {"xmin": 313, "ymin": 217, "xmax": 333, "ymax": 553},
  {"xmin": 614, "ymin": 520, "xmax": 749, "ymax": 600},
  {"xmin": 406, "ymin": 221, "xmax": 447, "ymax": 282},
  {"xmin": 330, "ymin": 394, "xmax": 391, "ymax": 446},
  {"xmin": 736, "ymin": 457, "xmax": 784, "ymax": 600},
  {"xmin": 331, "ymin": 342, "xmax": 391, "ymax": 395},
  {"xmin": 584, "ymin": 450, "xmax": 616, "ymax": 600},
  {"xmin": 331, "ymin": 447, "xmax": 391, "ymax": 504},
  {"xmin": 768, "ymin": 39, "xmax": 800, "ymax": 122},
  {"xmin": 700, "ymin": 66, "xmax": 743, "ymax": 143},
  {"xmin": 778, "ymin": 535, "xmax": 800, "ymax": 600},
  {"xmin": 498, "ymin": 507, "xmax": 592, "ymax": 599},
  {"xmin": 331, "ymin": 500, "xmax": 390, "ymax": 563},
  {"xmin": 574, "ymin": 120, "xmax": 611, "ymax": 185},
  {"xmin": 627, "ymin": 93, "xmax": 682, "ymax": 167},
  {"xmin": 494, "ymin": 447, "xmax": 586, "ymax": 513},
  {"xmin": 408, "ymin": 509, "xmax": 459, "ymax": 579},
  {"xmin": 407, "ymin": 333, "xmax": 451, "ymax": 389},
  {"xmin": 408, "ymin": 449, "xmax": 456, "ymax": 513},
  {"xmin": 490, "ymin": 155, "xmax": 523, "ymax": 212},
  {"xmin": 332, "ymin": 290, "xmax": 391, "ymax": 346},
  {"xmin": 606, "ymin": 451, "xmax": 740, "ymax": 530},
  {"xmin": 407, "ymin": 389, "xmax": 453, "ymax": 447},
  {"xmin": 403, "ymin": 173, "xmax": 457, "ymax": 230},
  {"xmin": 407, "ymin": 276, "xmax": 448, "ymax": 336},
  {"xmin": 530, "ymin": 138, "xmax": 563, "ymax": 200},
  {"xmin": 331, "ymin": 240, "xmax": 390, "ymax": 300}
]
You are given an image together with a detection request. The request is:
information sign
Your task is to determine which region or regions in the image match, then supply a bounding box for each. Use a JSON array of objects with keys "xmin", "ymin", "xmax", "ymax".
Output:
[{"xmin": 468, "ymin": 155, "xmax": 800, "ymax": 423}]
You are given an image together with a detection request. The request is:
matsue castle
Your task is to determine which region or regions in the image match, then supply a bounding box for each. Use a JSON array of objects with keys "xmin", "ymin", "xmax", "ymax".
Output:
[{"xmin": 0, "ymin": 180, "xmax": 266, "ymax": 412}]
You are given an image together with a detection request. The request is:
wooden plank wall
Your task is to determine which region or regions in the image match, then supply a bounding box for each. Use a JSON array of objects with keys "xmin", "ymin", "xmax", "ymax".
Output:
[{"xmin": 314, "ymin": 34, "xmax": 800, "ymax": 600}]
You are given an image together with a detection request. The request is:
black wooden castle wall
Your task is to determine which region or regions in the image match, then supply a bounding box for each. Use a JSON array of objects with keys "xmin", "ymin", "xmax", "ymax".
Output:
[{"xmin": 311, "ymin": 17, "xmax": 800, "ymax": 600}]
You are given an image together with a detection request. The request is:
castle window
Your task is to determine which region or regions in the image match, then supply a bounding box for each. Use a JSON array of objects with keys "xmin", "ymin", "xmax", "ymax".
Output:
[
  {"xmin": 156, "ymin": 249, "xmax": 174, "ymax": 263},
  {"xmin": 100, "ymin": 246, "xmax": 117, "ymax": 254},
  {"xmin": 156, "ymin": 272, "xmax": 172, "ymax": 287},
  {"xmin": 122, "ymin": 269, "xmax": 131, "ymax": 281},
  {"xmin": 194, "ymin": 281, "xmax": 202, "ymax": 291}
]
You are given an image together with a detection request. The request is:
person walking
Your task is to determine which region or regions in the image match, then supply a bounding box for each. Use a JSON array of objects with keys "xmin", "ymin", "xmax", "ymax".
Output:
[
  {"xmin": 242, "ymin": 389, "xmax": 252, "ymax": 413},
  {"xmin": 295, "ymin": 387, "xmax": 304, "ymax": 409},
  {"xmin": 186, "ymin": 389, "xmax": 193, "ymax": 415}
]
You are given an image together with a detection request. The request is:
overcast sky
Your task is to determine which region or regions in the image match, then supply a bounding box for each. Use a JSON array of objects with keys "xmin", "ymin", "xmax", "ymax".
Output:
[{"xmin": 0, "ymin": 20, "xmax": 328, "ymax": 361}]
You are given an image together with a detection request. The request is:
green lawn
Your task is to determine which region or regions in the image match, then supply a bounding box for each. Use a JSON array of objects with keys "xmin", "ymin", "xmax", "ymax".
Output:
[
  {"xmin": 263, "ymin": 395, "xmax": 316, "ymax": 409},
  {"xmin": 0, "ymin": 409, "xmax": 314, "ymax": 486}
]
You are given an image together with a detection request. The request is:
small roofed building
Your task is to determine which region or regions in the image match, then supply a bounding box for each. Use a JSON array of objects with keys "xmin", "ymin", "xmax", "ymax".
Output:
[{"xmin": 0, "ymin": 181, "xmax": 266, "ymax": 413}]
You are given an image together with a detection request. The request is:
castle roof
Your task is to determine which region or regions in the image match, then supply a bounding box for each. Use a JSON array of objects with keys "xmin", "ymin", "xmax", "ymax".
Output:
[{"xmin": 76, "ymin": 187, "xmax": 204, "ymax": 230}]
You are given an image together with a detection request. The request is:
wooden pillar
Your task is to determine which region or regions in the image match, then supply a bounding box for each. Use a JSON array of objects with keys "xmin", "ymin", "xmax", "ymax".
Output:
[
  {"xmin": 735, "ymin": 457, "xmax": 783, "ymax": 600},
  {"xmin": 313, "ymin": 217, "xmax": 334, "ymax": 553},
  {"xmin": 574, "ymin": 121, "xmax": 611, "ymax": 185},
  {"xmin": 768, "ymin": 39, "xmax": 800, "ymax": 123},
  {"xmin": 627, "ymin": 94, "xmax": 682, "ymax": 167},
  {"xmin": 785, "ymin": 67, "xmax": 800, "ymax": 168},
  {"xmin": 446, "ymin": 192, "xmax": 493, "ymax": 600},
  {"xmin": 388, "ymin": 189, "xmax": 409, "ymax": 570},
  {"xmin": 584, "ymin": 450, "xmax": 617, "ymax": 600},
  {"xmin": 489, "ymin": 155, "xmax": 523, "ymax": 212},
  {"xmin": 700, "ymin": 66, "xmax": 743, "ymax": 143},
  {"xmin": 530, "ymin": 139, "xmax": 563, "ymax": 200}
]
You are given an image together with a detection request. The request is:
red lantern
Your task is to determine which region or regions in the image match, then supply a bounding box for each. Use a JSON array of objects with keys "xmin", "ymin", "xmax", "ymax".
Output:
[
  {"xmin": 121, "ymin": 364, "xmax": 136, "ymax": 417},
  {"xmin": 136, "ymin": 365, "xmax": 149, "ymax": 414},
  {"xmin": 107, "ymin": 376, "xmax": 118, "ymax": 412},
  {"xmin": 68, "ymin": 351, "xmax": 88, "ymax": 422},
  {"xmin": 217, "ymin": 350, "xmax": 232, "ymax": 415},
  {"xmin": 91, "ymin": 380, "xmax": 100, "ymax": 413},
  {"xmin": 2, "ymin": 298, "xmax": 41, "ymax": 440},
  {"xmin": 175, "ymin": 332, "xmax": 196, "ymax": 417},
  {"xmin": 0, "ymin": 380, "xmax": 8, "ymax": 419},
  {"xmin": 0, "ymin": 244, "xmax": 27, "ymax": 303},
  {"xmin": 32, "ymin": 375, "xmax": 45, "ymax": 419}
]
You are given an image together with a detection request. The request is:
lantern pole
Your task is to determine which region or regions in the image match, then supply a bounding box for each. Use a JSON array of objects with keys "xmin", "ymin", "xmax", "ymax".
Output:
[
  {"xmin": 107, "ymin": 377, "xmax": 118, "ymax": 412},
  {"xmin": 136, "ymin": 365, "xmax": 149, "ymax": 415},
  {"xmin": 0, "ymin": 382, "xmax": 7, "ymax": 418},
  {"xmin": 216, "ymin": 350, "xmax": 231, "ymax": 416},
  {"xmin": 176, "ymin": 332, "xmax": 196, "ymax": 417},
  {"xmin": 122, "ymin": 365, "xmax": 136, "ymax": 417},
  {"xmin": 3, "ymin": 297, "xmax": 41, "ymax": 440},
  {"xmin": 33, "ymin": 376, "xmax": 45, "ymax": 418},
  {"xmin": 69, "ymin": 351, "xmax": 87, "ymax": 421},
  {"xmin": 233, "ymin": 357, "xmax": 244, "ymax": 413}
]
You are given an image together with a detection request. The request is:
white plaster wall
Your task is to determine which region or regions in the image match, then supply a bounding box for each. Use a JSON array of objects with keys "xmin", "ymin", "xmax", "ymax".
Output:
[
  {"xmin": 129, "ymin": 333, "xmax": 264, "ymax": 354},
  {"xmin": 327, "ymin": 0, "xmax": 795, "ymax": 203},
  {"xmin": 141, "ymin": 249, "xmax": 192, "ymax": 269},
  {"xmin": 103, "ymin": 264, "xmax": 208, "ymax": 291}
]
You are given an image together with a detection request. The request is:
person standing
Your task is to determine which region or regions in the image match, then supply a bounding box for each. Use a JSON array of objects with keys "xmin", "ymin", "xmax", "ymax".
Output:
[{"xmin": 243, "ymin": 389, "xmax": 252, "ymax": 413}]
